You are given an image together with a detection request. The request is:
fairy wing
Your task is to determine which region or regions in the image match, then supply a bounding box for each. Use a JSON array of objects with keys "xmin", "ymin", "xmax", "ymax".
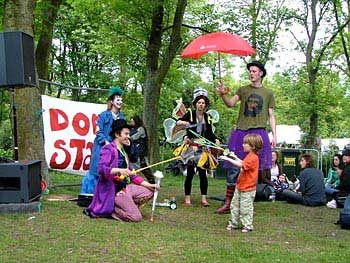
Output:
[{"xmin": 163, "ymin": 118, "xmax": 186, "ymax": 144}]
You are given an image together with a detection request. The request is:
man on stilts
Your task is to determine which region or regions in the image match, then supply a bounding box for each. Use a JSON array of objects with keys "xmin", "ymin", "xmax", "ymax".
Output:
[{"xmin": 215, "ymin": 61, "xmax": 277, "ymax": 214}]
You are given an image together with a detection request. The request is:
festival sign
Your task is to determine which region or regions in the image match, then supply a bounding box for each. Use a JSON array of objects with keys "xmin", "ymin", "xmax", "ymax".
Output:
[{"xmin": 42, "ymin": 95, "xmax": 105, "ymax": 175}]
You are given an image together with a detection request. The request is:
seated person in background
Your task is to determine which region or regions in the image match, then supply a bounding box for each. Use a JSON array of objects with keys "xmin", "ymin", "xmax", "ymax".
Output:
[
  {"xmin": 325, "ymin": 154, "xmax": 343, "ymax": 195},
  {"xmin": 326, "ymin": 149, "xmax": 350, "ymax": 209},
  {"xmin": 267, "ymin": 151, "xmax": 283, "ymax": 201},
  {"xmin": 129, "ymin": 115, "xmax": 155, "ymax": 184},
  {"xmin": 85, "ymin": 119, "xmax": 158, "ymax": 222},
  {"xmin": 270, "ymin": 151, "xmax": 282, "ymax": 182},
  {"xmin": 282, "ymin": 154, "xmax": 326, "ymax": 206},
  {"xmin": 273, "ymin": 174, "xmax": 289, "ymax": 195}
]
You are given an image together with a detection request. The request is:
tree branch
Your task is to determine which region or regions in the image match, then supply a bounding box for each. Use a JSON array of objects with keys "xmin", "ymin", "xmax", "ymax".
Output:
[
  {"xmin": 315, "ymin": 16, "xmax": 350, "ymax": 72},
  {"xmin": 333, "ymin": 0, "xmax": 350, "ymax": 72}
]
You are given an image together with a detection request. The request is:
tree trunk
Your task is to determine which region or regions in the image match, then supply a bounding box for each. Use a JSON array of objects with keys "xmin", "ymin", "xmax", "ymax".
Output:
[
  {"xmin": 4, "ymin": 0, "xmax": 49, "ymax": 184},
  {"xmin": 303, "ymin": 0, "xmax": 319, "ymax": 148},
  {"xmin": 143, "ymin": 0, "xmax": 187, "ymax": 163},
  {"xmin": 35, "ymin": 0, "xmax": 63, "ymax": 94},
  {"xmin": 306, "ymin": 72, "xmax": 318, "ymax": 147}
]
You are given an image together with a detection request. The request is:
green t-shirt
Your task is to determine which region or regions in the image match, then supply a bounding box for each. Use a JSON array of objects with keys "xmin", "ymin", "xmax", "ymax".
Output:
[{"xmin": 235, "ymin": 85, "xmax": 275, "ymax": 130}]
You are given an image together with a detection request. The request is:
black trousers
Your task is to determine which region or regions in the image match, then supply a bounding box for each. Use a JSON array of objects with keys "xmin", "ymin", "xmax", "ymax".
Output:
[{"xmin": 184, "ymin": 161, "xmax": 208, "ymax": 195}]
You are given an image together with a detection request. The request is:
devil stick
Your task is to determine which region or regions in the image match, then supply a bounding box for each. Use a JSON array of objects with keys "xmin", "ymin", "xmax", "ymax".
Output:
[{"xmin": 150, "ymin": 171, "xmax": 164, "ymax": 222}]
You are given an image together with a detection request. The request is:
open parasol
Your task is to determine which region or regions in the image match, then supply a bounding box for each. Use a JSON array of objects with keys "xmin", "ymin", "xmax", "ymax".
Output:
[{"xmin": 181, "ymin": 32, "xmax": 256, "ymax": 79}]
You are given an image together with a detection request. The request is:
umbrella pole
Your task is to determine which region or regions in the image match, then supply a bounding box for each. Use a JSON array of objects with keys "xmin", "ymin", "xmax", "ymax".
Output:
[{"xmin": 218, "ymin": 52, "xmax": 221, "ymax": 81}]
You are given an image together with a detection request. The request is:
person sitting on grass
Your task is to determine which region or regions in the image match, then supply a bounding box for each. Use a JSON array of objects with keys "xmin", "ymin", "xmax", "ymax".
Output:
[
  {"xmin": 272, "ymin": 174, "xmax": 289, "ymax": 200},
  {"xmin": 85, "ymin": 119, "xmax": 159, "ymax": 222},
  {"xmin": 324, "ymin": 154, "xmax": 343, "ymax": 196},
  {"xmin": 282, "ymin": 154, "xmax": 326, "ymax": 207},
  {"xmin": 326, "ymin": 148, "xmax": 350, "ymax": 209},
  {"xmin": 219, "ymin": 134, "xmax": 263, "ymax": 233}
]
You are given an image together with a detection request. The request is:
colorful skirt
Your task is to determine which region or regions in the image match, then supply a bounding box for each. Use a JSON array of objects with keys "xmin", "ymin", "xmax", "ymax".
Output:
[{"xmin": 224, "ymin": 128, "xmax": 272, "ymax": 170}]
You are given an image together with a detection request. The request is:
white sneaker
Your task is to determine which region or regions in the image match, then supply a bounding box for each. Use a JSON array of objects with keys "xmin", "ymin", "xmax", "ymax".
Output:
[
  {"xmin": 268, "ymin": 194, "xmax": 276, "ymax": 202},
  {"xmin": 241, "ymin": 227, "xmax": 253, "ymax": 233},
  {"xmin": 326, "ymin": 199, "xmax": 337, "ymax": 209}
]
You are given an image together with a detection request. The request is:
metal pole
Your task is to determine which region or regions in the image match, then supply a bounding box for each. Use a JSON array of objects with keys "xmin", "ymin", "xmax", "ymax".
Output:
[
  {"xmin": 10, "ymin": 87, "xmax": 19, "ymax": 162},
  {"xmin": 217, "ymin": 52, "xmax": 222, "ymax": 80}
]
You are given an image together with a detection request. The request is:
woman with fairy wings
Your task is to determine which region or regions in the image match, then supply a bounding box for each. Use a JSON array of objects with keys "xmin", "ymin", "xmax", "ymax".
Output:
[{"xmin": 176, "ymin": 88, "xmax": 220, "ymax": 207}]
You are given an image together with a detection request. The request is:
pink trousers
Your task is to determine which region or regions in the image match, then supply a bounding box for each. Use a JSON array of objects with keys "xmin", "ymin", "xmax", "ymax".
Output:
[{"xmin": 112, "ymin": 184, "xmax": 153, "ymax": 222}]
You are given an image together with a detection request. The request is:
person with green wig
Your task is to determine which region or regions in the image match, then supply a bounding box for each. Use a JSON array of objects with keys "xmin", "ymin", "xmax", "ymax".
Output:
[{"xmin": 80, "ymin": 86, "xmax": 125, "ymax": 194}]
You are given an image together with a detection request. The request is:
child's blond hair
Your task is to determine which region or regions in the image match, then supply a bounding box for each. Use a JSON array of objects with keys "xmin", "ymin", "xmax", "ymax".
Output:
[{"xmin": 243, "ymin": 134, "xmax": 263, "ymax": 154}]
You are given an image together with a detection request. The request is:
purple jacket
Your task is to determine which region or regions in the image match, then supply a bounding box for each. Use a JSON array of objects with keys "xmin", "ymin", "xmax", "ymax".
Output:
[{"xmin": 87, "ymin": 142, "xmax": 144, "ymax": 217}]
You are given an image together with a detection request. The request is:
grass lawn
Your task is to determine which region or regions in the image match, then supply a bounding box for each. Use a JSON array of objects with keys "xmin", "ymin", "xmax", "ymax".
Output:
[{"xmin": 1, "ymin": 170, "xmax": 349, "ymax": 263}]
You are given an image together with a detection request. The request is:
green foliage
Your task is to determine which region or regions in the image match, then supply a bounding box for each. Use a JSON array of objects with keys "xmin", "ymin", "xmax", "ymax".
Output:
[
  {"xmin": 0, "ymin": 118, "xmax": 13, "ymax": 151},
  {"xmin": 0, "ymin": 90, "xmax": 12, "ymax": 152},
  {"xmin": 0, "ymin": 147, "xmax": 12, "ymax": 159},
  {"xmin": 51, "ymin": 1, "xmax": 127, "ymax": 99},
  {"xmin": 220, "ymin": 0, "xmax": 294, "ymax": 62},
  {"xmin": 0, "ymin": 0, "xmax": 3, "ymax": 31},
  {"xmin": 122, "ymin": 89, "xmax": 144, "ymax": 121},
  {"xmin": 269, "ymin": 64, "xmax": 350, "ymax": 140}
]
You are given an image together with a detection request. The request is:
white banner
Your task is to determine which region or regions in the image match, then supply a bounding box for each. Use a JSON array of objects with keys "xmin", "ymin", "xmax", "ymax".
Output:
[{"xmin": 42, "ymin": 95, "xmax": 106, "ymax": 175}]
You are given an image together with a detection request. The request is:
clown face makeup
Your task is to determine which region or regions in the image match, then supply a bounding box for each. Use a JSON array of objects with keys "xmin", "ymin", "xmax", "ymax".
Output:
[{"xmin": 112, "ymin": 96, "xmax": 123, "ymax": 109}]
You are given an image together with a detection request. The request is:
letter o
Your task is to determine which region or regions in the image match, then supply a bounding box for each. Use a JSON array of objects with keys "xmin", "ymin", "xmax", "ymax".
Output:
[{"xmin": 72, "ymin": 113, "xmax": 90, "ymax": 136}]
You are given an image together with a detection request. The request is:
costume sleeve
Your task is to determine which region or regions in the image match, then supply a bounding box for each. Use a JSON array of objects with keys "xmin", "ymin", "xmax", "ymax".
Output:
[
  {"xmin": 179, "ymin": 111, "xmax": 191, "ymax": 122},
  {"xmin": 128, "ymin": 161, "xmax": 144, "ymax": 185},
  {"xmin": 118, "ymin": 112, "xmax": 125, "ymax": 120},
  {"xmin": 179, "ymin": 111, "xmax": 195, "ymax": 139},
  {"xmin": 204, "ymin": 113, "xmax": 217, "ymax": 142},
  {"xmin": 95, "ymin": 111, "xmax": 110, "ymax": 145},
  {"xmin": 98, "ymin": 144, "xmax": 114, "ymax": 180},
  {"xmin": 131, "ymin": 175, "xmax": 144, "ymax": 185}
]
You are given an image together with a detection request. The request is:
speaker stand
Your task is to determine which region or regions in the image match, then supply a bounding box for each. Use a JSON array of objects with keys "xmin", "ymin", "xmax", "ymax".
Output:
[{"xmin": 10, "ymin": 87, "xmax": 19, "ymax": 162}]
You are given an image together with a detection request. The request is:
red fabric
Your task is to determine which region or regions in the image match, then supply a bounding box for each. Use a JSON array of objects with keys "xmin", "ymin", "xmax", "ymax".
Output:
[
  {"xmin": 236, "ymin": 152, "xmax": 259, "ymax": 192},
  {"xmin": 181, "ymin": 32, "xmax": 256, "ymax": 59}
]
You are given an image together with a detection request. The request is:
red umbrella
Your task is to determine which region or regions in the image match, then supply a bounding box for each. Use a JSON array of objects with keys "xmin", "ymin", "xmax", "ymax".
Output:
[{"xmin": 181, "ymin": 32, "xmax": 256, "ymax": 79}]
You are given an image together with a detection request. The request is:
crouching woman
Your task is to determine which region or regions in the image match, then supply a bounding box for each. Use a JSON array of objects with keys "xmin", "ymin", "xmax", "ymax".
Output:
[{"xmin": 86, "ymin": 119, "xmax": 159, "ymax": 222}]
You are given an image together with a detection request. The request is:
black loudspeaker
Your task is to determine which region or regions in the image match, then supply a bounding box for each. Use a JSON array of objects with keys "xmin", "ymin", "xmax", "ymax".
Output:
[
  {"xmin": 0, "ymin": 160, "xmax": 41, "ymax": 203},
  {"xmin": 0, "ymin": 31, "xmax": 36, "ymax": 87}
]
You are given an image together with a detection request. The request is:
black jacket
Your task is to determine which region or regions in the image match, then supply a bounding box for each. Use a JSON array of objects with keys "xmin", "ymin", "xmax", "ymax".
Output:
[{"xmin": 180, "ymin": 109, "xmax": 217, "ymax": 143}]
